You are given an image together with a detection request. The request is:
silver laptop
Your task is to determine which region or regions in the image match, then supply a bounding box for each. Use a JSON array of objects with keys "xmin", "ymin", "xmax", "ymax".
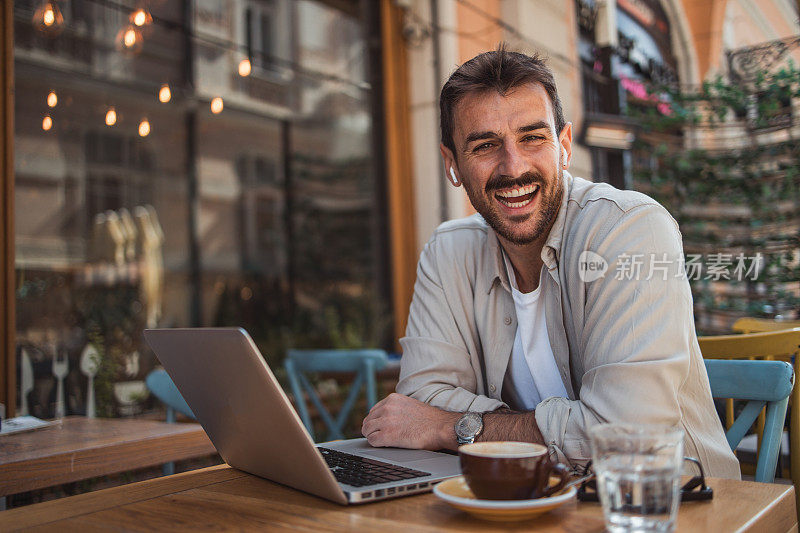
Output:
[{"xmin": 144, "ymin": 328, "xmax": 460, "ymax": 504}]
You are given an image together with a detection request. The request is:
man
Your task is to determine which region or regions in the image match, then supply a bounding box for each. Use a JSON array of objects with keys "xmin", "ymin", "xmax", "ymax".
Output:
[{"xmin": 361, "ymin": 47, "xmax": 739, "ymax": 478}]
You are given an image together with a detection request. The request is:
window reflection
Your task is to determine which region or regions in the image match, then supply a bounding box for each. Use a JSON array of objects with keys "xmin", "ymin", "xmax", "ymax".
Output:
[{"xmin": 13, "ymin": 0, "xmax": 389, "ymax": 420}]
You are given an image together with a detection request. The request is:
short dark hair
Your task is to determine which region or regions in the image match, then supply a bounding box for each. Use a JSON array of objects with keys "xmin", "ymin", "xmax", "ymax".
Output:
[{"xmin": 439, "ymin": 44, "xmax": 565, "ymax": 156}]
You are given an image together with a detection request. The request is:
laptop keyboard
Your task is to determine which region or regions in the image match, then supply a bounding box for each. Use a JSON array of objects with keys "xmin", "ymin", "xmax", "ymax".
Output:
[{"xmin": 318, "ymin": 447, "xmax": 431, "ymax": 487}]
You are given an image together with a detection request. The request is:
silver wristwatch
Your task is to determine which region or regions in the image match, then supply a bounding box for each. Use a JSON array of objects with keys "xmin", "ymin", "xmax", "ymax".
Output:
[{"xmin": 455, "ymin": 412, "xmax": 484, "ymax": 445}]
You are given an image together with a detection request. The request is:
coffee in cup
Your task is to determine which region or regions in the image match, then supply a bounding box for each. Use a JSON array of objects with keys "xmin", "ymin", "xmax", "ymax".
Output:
[{"xmin": 458, "ymin": 441, "xmax": 570, "ymax": 500}]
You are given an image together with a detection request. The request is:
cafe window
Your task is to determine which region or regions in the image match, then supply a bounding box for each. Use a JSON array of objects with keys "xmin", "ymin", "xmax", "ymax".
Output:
[{"xmin": 9, "ymin": 0, "xmax": 390, "ymax": 421}]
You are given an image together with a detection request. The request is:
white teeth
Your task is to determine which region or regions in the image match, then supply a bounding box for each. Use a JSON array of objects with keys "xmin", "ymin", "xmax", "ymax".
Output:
[
  {"xmin": 495, "ymin": 184, "xmax": 539, "ymax": 208},
  {"xmin": 499, "ymin": 197, "xmax": 533, "ymax": 208},
  {"xmin": 495, "ymin": 184, "xmax": 539, "ymax": 199}
]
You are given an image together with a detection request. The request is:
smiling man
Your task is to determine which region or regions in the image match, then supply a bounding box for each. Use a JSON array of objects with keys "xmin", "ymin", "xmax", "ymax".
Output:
[{"xmin": 361, "ymin": 47, "xmax": 740, "ymax": 478}]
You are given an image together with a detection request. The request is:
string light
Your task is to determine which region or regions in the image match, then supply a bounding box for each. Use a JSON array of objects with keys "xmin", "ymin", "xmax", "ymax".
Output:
[
  {"xmin": 210, "ymin": 97, "xmax": 224, "ymax": 114},
  {"xmin": 116, "ymin": 25, "xmax": 143, "ymax": 53},
  {"xmin": 32, "ymin": 1, "xmax": 64, "ymax": 36},
  {"xmin": 138, "ymin": 118, "xmax": 151, "ymax": 137},
  {"xmin": 42, "ymin": 115, "xmax": 53, "ymax": 131},
  {"xmin": 105, "ymin": 108, "xmax": 117, "ymax": 126},
  {"xmin": 158, "ymin": 84, "xmax": 171, "ymax": 103},
  {"xmin": 130, "ymin": 8, "xmax": 152, "ymax": 28},
  {"xmin": 37, "ymin": 0, "xmax": 369, "ymax": 91},
  {"xmin": 124, "ymin": 27, "xmax": 137, "ymax": 47},
  {"xmin": 238, "ymin": 58, "xmax": 252, "ymax": 77},
  {"xmin": 47, "ymin": 91, "xmax": 58, "ymax": 108}
]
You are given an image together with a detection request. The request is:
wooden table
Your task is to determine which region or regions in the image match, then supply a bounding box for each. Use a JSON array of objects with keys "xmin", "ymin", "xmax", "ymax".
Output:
[
  {"xmin": 0, "ymin": 416, "xmax": 216, "ymax": 497},
  {"xmin": 0, "ymin": 464, "xmax": 795, "ymax": 531}
]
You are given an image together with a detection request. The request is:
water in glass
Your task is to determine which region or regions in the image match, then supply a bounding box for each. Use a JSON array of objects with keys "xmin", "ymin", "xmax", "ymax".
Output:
[{"xmin": 596, "ymin": 452, "xmax": 681, "ymax": 532}]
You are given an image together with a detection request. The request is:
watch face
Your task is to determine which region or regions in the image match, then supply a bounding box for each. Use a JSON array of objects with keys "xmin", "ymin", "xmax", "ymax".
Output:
[{"xmin": 456, "ymin": 412, "xmax": 483, "ymax": 438}]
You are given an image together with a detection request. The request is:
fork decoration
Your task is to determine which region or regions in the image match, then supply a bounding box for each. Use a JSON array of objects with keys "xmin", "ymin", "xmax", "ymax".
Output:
[{"xmin": 52, "ymin": 344, "xmax": 69, "ymax": 419}]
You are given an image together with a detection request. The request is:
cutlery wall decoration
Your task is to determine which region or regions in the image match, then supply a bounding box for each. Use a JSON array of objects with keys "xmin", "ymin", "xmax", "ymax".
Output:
[
  {"xmin": 52, "ymin": 345, "xmax": 69, "ymax": 419},
  {"xmin": 80, "ymin": 344, "xmax": 100, "ymax": 418}
]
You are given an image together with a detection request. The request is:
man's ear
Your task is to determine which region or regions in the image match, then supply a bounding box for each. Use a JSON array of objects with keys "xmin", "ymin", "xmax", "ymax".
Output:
[
  {"xmin": 440, "ymin": 143, "xmax": 461, "ymax": 187},
  {"xmin": 559, "ymin": 122, "xmax": 573, "ymax": 169}
]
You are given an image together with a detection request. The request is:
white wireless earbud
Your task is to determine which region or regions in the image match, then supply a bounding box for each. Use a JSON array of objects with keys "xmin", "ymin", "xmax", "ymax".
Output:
[{"xmin": 449, "ymin": 166, "xmax": 459, "ymax": 185}]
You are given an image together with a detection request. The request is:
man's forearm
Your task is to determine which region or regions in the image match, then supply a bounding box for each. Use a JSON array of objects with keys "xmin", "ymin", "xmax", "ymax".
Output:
[
  {"xmin": 362, "ymin": 394, "xmax": 546, "ymax": 451},
  {"xmin": 479, "ymin": 409, "xmax": 545, "ymax": 444}
]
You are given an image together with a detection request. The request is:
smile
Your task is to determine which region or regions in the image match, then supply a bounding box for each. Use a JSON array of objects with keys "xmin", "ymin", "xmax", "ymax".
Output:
[{"xmin": 494, "ymin": 184, "xmax": 540, "ymax": 208}]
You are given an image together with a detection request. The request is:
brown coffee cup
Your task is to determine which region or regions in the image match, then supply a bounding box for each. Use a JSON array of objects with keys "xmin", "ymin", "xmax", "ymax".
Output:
[{"xmin": 458, "ymin": 441, "xmax": 570, "ymax": 500}]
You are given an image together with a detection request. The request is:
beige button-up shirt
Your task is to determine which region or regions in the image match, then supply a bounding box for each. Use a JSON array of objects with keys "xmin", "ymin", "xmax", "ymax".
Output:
[{"xmin": 397, "ymin": 172, "xmax": 740, "ymax": 479}]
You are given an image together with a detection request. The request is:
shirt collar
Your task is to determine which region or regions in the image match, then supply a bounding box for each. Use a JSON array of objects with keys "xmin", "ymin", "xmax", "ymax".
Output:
[{"xmin": 487, "ymin": 171, "xmax": 574, "ymax": 294}]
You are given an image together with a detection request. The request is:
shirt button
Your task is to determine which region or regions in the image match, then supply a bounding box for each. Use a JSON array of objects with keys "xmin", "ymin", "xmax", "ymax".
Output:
[
  {"xmin": 490, "ymin": 384, "xmax": 496, "ymax": 392},
  {"xmin": 504, "ymin": 316, "xmax": 512, "ymax": 325}
]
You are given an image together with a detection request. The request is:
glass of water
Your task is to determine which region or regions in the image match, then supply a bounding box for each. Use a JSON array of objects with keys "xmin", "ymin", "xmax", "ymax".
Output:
[{"xmin": 589, "ymin": 423, "xmax": 684, "ymax": 533}]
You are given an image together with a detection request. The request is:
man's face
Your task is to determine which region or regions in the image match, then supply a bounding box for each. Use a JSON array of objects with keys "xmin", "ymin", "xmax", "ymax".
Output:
[{"xmin": 442, "ymin": 82, "xmax": 571, "ymax": 247}]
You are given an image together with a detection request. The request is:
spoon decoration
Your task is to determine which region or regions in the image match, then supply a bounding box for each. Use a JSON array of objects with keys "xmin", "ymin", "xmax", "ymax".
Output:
[{"xmin": 80, "ymin": 344, "xmax": 100, "ymax": 418}]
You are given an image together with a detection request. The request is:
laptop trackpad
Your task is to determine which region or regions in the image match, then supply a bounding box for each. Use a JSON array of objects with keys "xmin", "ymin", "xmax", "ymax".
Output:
[
  {"xmin": 359, "ymin": 447, "xmax": 438, "ymax": 462},
  {"xmin": 329, "ymin": 438, "xmax": 446, "ymax": 463}
]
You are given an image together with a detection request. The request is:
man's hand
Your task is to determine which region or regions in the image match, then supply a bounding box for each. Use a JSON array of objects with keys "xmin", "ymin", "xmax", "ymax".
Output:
[{"xmin": 361, "ymin": 393, "xmax": 460, "ymax": 450}]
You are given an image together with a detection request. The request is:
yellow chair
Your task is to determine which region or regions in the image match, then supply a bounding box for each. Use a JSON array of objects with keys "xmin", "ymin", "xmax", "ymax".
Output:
[
  {"xmin": 698, "ymin": 328, "xmax": 800, "ymax": 497},
  {"xmin": 733, "ymin": 317, "xmax": 800, "ymax": 334}
]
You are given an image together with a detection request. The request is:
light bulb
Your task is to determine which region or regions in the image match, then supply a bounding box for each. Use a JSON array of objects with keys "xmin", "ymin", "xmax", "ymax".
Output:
[
  {"xmin": 105, "ymin": 108, "xmax": 117, "ymax": 126},
  {"xmin": 210, "ymin": 97, "xmax": 224, "ymax": 114},
  {"xmin": 131, "ymin": 9, "xmax": 152, "ymax": 27},
  {"xmin": 42, "ymin": 115, "xmax": 53, "ymax": 131},
  {"xmin": 115, "ymin": 25, "xmax": 143, "ymax": 53},
  {"xmin": 33, "ymin": 1, "xmax": 64, "ymax": 35},
  {"xmin": 158, "ymin": 84, "xmax": 171, "ymax": 103},
  {"xmin": 124, "ymin": 28, "xmax": 137, "ymax": 47},
  {"xmin": 47, "ymin": 91, "xmax": 58, "ymax": 108},
  {"xmin": 238, "ymin": 58, "xmax": 252, "ymax": 77},
  {"xmin": 138, "ymin": 119, "xmax": 150, "ymax": 137}
]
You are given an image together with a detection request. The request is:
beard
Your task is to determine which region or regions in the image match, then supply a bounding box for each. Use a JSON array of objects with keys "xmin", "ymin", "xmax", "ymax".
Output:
[{"xmin": 463, "ymin": 165, "xmax": 563, "ymax": 246}]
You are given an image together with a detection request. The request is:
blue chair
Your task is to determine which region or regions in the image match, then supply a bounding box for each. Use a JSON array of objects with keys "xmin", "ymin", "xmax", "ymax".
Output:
[
  {"xmin": 284, "ymin": 349, "xmax": 388, "ymax": 441},
  {"xmin": 704, "ymin": 359, "xmax": 794, "ymax": 482},
  {"xmin": 146, "ymin": 369, "xmax": 195, "ymax": 422},
  {"xmin": 145, "ymin": 369, "xmax": 196, "ymax": 475}
]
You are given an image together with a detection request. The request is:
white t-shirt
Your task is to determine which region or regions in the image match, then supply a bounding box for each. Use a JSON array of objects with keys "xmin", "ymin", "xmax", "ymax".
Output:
[{"xmin": 502, "ymin": 255, "xmax": 568, "ymax": 410}]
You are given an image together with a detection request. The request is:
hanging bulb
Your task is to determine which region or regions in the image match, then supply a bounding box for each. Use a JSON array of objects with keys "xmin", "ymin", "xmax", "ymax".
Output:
[
  {"xmin": 47, "ymin": 91, "xmax": 58, "ymax": 108},
  {"xmin": 138, "ymin": 118, "xmax": 150, "ymax": 137},
  {"xmin": 42, "ymin": 114, "xmax": 53, "ymax": 131},
  {"xmin": 33, "ymin": 1, "xmax": 64, "ymax": 36},
  {"xmin": 238, "ymin": 58, "xmax": 252, "ymax": 77},
  {"xmin": 105, "ymin": 108, "xmax": 117, "ymax": 126},
  {"xmin": 130, "ymin": 8, "xmax": 152, "ymax": 28},
  {"xmin": 210, "ymin": 97, "xmax": 224, "ymax": 114},
  {"xmin": 124, "ymin": 27, "xmax": 137, "ymax": 47},
  {"xmin": 158, "ymin": 84, "xmax": 171, "ymax": 103},
  {"xmin": 115, "ymin": 24, "xmax": 144, "ymax": 54}
]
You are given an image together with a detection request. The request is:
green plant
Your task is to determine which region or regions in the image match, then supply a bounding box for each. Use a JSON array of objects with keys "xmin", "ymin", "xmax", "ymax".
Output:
[{"xmin": 628, "ymin": 63, "xmax": 800, "ymax": 332}]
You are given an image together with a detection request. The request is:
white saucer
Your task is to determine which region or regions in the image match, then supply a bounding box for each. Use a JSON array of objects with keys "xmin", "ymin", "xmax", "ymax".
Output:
[{"xmin": 433, "ymin": 475, "xmax": 577, "ymax": 522}]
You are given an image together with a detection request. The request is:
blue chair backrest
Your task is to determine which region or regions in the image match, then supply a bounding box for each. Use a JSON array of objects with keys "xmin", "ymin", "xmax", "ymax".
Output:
[
  {"xmin": 704, "ymin": 359, "xmax": 794, "ymax": 482},
  {"xmin": 284, "ymin": 349, "xmax": 388, "ymax": 442},
  {"xmin": 146, "ymin": 369, "xmax": 195, "ymax": 422}
]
